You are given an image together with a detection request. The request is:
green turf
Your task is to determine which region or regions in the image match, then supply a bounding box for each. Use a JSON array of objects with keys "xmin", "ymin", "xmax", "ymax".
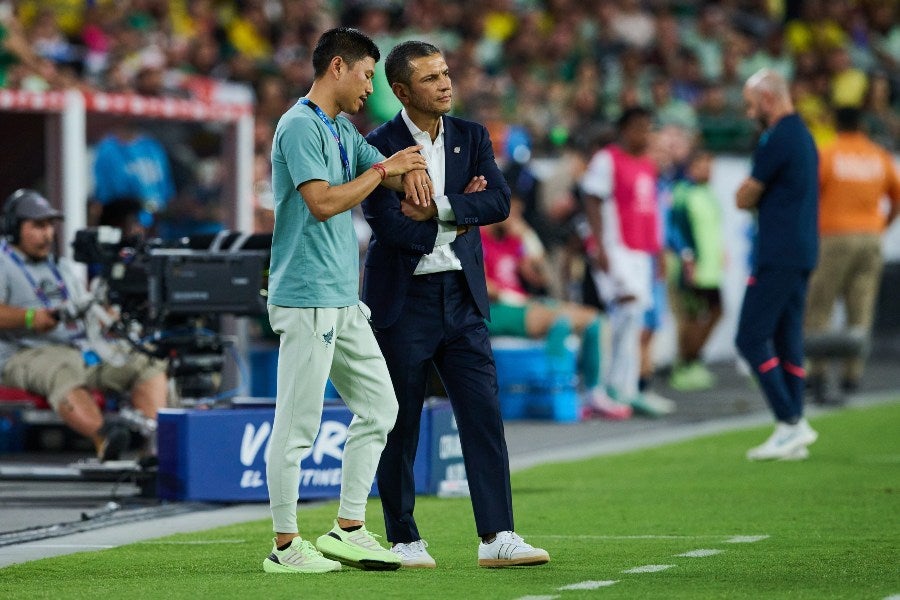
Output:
[{"xmin": 2, "ymin": 402, "xmax": 898, "ymax": 599}]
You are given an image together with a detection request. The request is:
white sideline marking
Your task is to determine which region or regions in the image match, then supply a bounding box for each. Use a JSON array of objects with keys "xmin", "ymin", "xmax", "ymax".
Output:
[
  {"xmin": 558, "ymin": 581, "xmax": 618, "ymax": 590},
  {"xmin": 137, "ymin": 539, "xmax": 246, "ymax": 545},
  {"xmin": 29, "ymin": 544, "xmax": 114, "ymax": 549},
  {"xmin": 675, "ymin": 549, "xmax": 723, "ymax": 558},
  {"xmin": 623, "ymin": 564, "xmax": 675, "ymax": 573},
  {"xmin": 514, "ymin": 596, "xmax": 560, "ymax": 600},
  {"xmin": 532, "ymin": 534, "xmax": 767, "ymax": 541},
  {"xmin": 725, "ymin": 535, "xmax": 769, "ymax": 544},
  {"xmin": 882, "ymin": 595, "xmax": 900, "ymax": 600}
]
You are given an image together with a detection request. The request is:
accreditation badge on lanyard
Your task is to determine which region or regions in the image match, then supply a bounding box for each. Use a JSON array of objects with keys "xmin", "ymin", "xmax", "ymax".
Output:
[
  {"xmin": 1, "ymin": 241, "xmax": 94, "ymax": 361},
  {"xmin": 299, "ymin": 98, "xmax": 353, "ymax": 183}
]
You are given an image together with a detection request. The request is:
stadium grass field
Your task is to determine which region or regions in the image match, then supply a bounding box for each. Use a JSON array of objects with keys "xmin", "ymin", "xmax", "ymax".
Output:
[{"xmin": 2, "ymin": 401, "xmax": 898, "ymax": 599}]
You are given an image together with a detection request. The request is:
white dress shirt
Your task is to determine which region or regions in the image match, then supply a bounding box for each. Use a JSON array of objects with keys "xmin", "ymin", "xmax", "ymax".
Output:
[{"xmin": 401, "ymin": 109, "xmax": 463, "ymax": 274}]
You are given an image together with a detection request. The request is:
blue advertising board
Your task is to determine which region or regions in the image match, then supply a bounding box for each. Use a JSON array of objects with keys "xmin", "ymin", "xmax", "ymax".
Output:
[{"xmin": 157, "ymin": 399, "xmax": 466, "ymax": 502}]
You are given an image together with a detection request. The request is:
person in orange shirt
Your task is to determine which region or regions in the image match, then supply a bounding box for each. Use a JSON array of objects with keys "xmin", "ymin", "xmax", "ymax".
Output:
[{"xmin": 805, "ymin": 107, "xmax": 900, "ymax": 403}]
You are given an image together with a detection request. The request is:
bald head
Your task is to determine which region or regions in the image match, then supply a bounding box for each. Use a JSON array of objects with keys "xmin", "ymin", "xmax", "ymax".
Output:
[
  {"xmin": 744, "ymin": 69, "xmax": 790, "ymax": 99},
  {"xmin": 743, "ymin": 68, "xmax": 794, "ymax": 129}
]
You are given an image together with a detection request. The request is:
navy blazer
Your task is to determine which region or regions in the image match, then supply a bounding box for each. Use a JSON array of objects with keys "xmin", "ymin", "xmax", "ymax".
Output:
[{"xmin": 362, "ymin": 113, "xmax": 511, "ymax": 329}]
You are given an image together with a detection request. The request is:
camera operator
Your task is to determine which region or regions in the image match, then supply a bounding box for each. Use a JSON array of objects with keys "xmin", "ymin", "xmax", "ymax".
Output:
[{"xmin": 0, "ymin": 189, "xmax": 168, "ymax": 461}]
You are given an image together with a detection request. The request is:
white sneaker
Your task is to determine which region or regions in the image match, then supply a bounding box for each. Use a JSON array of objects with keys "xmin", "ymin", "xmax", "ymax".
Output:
[
  {"xmin": 779, "ymin": 446, "xmax": 810, "ymax": 461},
  {"xmin": 630, "ymin": 391, "xmax": 677, "ymax": 417},
  {"xmin": 746, "ymin": 419, "xmax": 818, "ymax": 461},
  {"xmin": 391, "ymin": 539, "xmax": 436, "ymax": 568},
  {"xmin": 478, "ymin": 531, "xmax": 550, "ymax": 567}
]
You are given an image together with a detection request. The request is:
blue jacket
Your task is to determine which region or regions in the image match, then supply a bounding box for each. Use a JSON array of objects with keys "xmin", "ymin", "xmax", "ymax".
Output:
[{"xmin": 362, "ymin": 113, "xmax": 511, "ymax": 328}]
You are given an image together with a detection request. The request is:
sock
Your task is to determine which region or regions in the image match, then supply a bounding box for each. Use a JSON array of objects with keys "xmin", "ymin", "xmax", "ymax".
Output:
[
  {"xmin": 545, "ymin": 317, "xmax": 573, "ymax": 381},
  {"xmin": 277, "ymin": 541, "xmax": 292, "ymax": 551},
  {"xmin": 638, "ymin": 376, "xmax": 649, "ymax": 392},
  {"xmin": 580, "ymin": 317, "xmax": 602, "ymax": 389},
  {"xmin": 341, "ymin": 524, "xmax": 363, "ymax": 532}
]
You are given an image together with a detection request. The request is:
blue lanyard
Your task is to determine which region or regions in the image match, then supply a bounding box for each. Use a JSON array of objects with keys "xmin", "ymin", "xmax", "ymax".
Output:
[
  {"xmin": 1, "ymin": 240, "xmax": 69, "ymax": 307},
  {"xmin": 299, "ymin": 98, "xmax": 352, "ymax": 183}
]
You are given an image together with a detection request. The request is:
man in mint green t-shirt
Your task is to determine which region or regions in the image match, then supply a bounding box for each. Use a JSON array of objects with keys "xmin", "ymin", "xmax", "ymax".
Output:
[{"xmin": 263, "ymin": 27, "xmax": 429, "ymax": 575}]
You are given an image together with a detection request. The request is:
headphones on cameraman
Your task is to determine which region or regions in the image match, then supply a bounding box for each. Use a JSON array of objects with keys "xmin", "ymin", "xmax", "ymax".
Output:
[
  {"xmin": 2, "ymin": 189, "xmax": 52, "ymax": 245},
  {"xmin": 1, "ymin": 189, "xmax": 29, "ymax": 245}
]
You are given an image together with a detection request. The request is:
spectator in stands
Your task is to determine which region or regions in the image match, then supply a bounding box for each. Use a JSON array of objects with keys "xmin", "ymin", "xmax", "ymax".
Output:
[
  {"xmin": 667, "ymin": 150, "xmax": 724, "ymax": 392},
  {"xmin": 481, "ymin": 198, "xmax": 630, "ymax": 420},
  {"xmin": 361, "ymin": 40, "xmax": 549, "ymax": 570},
  {"xmin": 0, "ymin": 8, "xmax": 61, "ymax": 89},
  {"xmin": 682, "ymin": 3, "xmax": 727, "ymax": 81},
  {"xmin": 91, "ymin": 123, "xmax": 176, "ymax": 232},
  {"xmin": 580, "ymin": 107, "xmax": 673, "ymax": 417},
  {"xmin": 0, "ymin": 189, "xmax": 167, "ymax": 462},
  {"xmin": 804, "ymin": 107, "xmax": 900, "ymax": 403},
  {"xmin": 734, "ymin": 69, "xmax": 819, "ymax": 461},
  {"xmin": 825, "ymin": 46, "xmax": 868, "ymax": 109},
  {"xmin": 738, "ymin": 27, "xmax": 795, "ymax": 83},
  {"xmin": 863, "ymin": 71, "xmax": 900, "ymax": 152},
  {"xmin": 650, "ymin": 75, "xmax": 699, "ymax": 134}
]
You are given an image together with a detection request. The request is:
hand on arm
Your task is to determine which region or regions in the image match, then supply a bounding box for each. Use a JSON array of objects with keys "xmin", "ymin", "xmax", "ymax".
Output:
[
  {"xmin": 300, "ymin": 145, "xmax": 426, "ymax": 221},
  {"xmin": 450, "ymin": 176, "xmax": 488, "ymax": 235},
  {"xmin": 381, "ymin": 147, "xmax": 432, "ymax": 206},
  {"xmin": 736, "ymin": 177, "xmax": 764, "ymax": 210},
  {"xmin": 401, "ymin": 200, "xmax": 438, "ymax": 222},
  {"xmin": 464, "ymin": 176, "xmax": 487, "ymax": 194}
]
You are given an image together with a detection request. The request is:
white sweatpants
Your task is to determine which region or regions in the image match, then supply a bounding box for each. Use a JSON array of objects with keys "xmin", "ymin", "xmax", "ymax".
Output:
[
  {"xmin": 603, "ymin": 299, "xmax": 644, "ymax": 401},
  {"xmin": 266, "ymin": 303, "xmax": 398, "ymax": 534},
  {"xmin": 592, "ymin": 246, "xmax": 651, "ymax": 402}
]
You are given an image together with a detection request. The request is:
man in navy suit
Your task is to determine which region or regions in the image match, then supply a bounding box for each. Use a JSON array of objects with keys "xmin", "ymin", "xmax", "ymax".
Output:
[{"xmin": 362, "ymin": 41, "xmax": 550, "ymax": 569}]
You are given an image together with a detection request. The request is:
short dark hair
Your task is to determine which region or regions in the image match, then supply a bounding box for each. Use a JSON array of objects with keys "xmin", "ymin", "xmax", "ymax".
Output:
[
  {"xmin": 617, "ymin": 106, "xmax": 653, "ymax": 131},
  {"xmin": 311, "ymin": 27, "xmax": 380, "ymax": 78},
  {"xmin": 384, "ymin": 40, "xmax": 441, "ymax": 86},
  {"xmin": 834, "ymin": 107, "xmax": 862, "ymax": 132}
]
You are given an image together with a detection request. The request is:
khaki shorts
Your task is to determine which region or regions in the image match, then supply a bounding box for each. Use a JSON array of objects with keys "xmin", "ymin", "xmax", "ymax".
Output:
[{"xmin": 1, "ymin": 345, "xmax": 167, "ymax": 411}]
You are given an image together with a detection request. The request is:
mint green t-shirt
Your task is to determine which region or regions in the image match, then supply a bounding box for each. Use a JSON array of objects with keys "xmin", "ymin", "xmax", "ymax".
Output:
[{"xmin": 268, "ymin": 102, "xmax": 384, "ymax": 308}]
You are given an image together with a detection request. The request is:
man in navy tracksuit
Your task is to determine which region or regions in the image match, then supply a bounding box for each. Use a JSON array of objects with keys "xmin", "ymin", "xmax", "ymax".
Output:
[{"xmin": 734, "ymin": 69, "xmax": 820, "ymax": 461}]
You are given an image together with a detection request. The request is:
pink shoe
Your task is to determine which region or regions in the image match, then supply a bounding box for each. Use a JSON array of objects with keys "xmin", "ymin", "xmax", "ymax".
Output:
[{"xmin": 583, "ymin": 390, "xmax": 633, "ymax": 421}]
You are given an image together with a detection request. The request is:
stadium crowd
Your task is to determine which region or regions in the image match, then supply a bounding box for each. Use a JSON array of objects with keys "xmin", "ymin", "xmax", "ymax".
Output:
[
  {"xmin": 1, "ymin": 0, "xmax": 898, "ymax": 406},
  {"xmin": 2, "ymin": 0, "xmax": 898, "ymax": 153}
]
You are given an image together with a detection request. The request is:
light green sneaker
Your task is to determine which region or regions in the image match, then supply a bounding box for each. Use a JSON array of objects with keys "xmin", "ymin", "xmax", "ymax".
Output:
[
  {"xmin": 263, "ymin": 537, "xmax": 342, "ymax": 573},
  {"xmin": 629, "ymin": 391, "xmax": 676, "ymax": 417},
  {"xmin": 316, "ymin": 521, "xmax": 402, "ymax": 571},
  {"xmin": 670, "ymin": 362, "xmax": 715, "ymax": 391}
]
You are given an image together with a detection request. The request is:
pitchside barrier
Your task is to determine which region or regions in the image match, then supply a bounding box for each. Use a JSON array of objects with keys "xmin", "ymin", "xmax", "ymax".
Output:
[
  {"xmin": 157, "ymin": 398, "xmax": 464, "ymax": 502},
  {"xmin": 152, "ymin": 340, "xmax": 573, "ymax": 503}
]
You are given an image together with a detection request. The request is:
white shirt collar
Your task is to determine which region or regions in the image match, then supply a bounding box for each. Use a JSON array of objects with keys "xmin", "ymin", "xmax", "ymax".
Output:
[{"xmin": 401, "ymin": 109, "xmax": 443, "ymax": 143}]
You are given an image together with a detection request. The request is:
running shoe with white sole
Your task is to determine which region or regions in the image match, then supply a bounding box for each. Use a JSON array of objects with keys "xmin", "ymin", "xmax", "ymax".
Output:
[
  {"xmin": 581, "ymin": 388, "xmax": 632, "ymax": 420},
  {"xmin": 746, "ymin": 419, "xmax": 818, "ymax": 461},
  {"xmin": 315, "ymin": 521, "xmax": 401, "ymax": 571},
  {"xmin": 629, "ymin": 391, "xmax": 677, "ymax": 417},
  {"xmin": 263, "ymin": 537, "xmax": 342, "ymax": 574},
  {"xmin": 391, "ymin": 539, "xmax": 436, "ymax": 568},
  {"xmin": 478, "ymin": 531, "xmax": 550, "ymax": 568},
  {"xmin": 779, "ymin": 446, "xmax": 810, "ymax": 461}
]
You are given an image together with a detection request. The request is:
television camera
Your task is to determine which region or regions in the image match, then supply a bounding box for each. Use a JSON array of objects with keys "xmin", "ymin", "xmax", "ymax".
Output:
[{"xmin": 72, "ymin": 227, "xmax": 271, "ymax": 402}]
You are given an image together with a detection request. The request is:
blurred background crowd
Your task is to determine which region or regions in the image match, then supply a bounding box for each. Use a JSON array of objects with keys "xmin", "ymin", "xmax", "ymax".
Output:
[
  {"xmin": 1, "ymin": 0, "xmax": 898, "ymax": 321},
  {"xmin": 2, "ymin": 0, "xmax": 898, "ymax": 180},
  {"xmin": 0, "ymin": 0, "xmax": 898, "ymax": 420}
]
